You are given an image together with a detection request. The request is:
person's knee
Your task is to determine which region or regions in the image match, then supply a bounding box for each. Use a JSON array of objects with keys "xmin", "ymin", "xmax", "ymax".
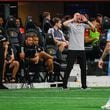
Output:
[
  {"xmin": 46, "ymin": 59, "xmax": 53, "ymax": 65},
  {"xmin": 13, "ymin": 61, "xmax": 20, "ymax": 67}
]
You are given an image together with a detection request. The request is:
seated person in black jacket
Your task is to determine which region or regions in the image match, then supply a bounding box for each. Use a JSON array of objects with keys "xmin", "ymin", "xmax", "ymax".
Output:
[
  {"xmin": 32, "ymin": 34, "xmax": 54, "ymax": 82},
  {"xmin": 19, "ymin": 33, "xmax": 42, "ymax": 82}
]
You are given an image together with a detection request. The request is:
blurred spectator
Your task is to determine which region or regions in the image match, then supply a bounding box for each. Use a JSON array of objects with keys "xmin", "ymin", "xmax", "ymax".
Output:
[
  {"xmin": 2, "ymin": 41, "xmax": 19, "ymax": 83},
  {"xmin": 96, "ymin": 13, "xmax": 110, "ymax": 32},
  {"xmin": 32, "ymin": 35, "xmax": 54, "ymax": 82},
  {"xmin": 41, "ymin": 12, "xmax": 52, "ymax": 33},
  {"xmin": 85, "ymin": 18, "xmax": 101, "ymax": 46},
  {"xmin": 19, "ymin": 33, "xmax": 40, "ymax": 83},
  {"xmin": 0, "ymin": 26, "xmax": 8, "ymax": 89},
  {"xmin": 16, "ymin": 17, "xmax": 25, "ymax": 46},
  {"xmin": 16, "ymin": 17, "xmax": 25, "ymax": 34},
  {"xmin": 96, "ymin": 14, "xmax": 102, "ymax": 32},
  {"xmin": 89, "ymin": 18, "xmax": 101, "ymax": 45},
  {"xmin": 48, "ymin": 17, "xmax": 68, "ymax": 53}
]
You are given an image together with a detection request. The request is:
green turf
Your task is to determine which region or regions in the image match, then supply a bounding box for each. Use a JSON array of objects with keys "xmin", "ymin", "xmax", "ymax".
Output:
[{"xmin": 0, "ymin": 87, "xmax": 110, "ymax": 110}]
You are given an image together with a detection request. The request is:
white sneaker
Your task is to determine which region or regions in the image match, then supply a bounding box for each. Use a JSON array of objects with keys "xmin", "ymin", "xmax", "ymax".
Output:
[{"xmin": 101, "ymin": 105, "xmax": 110, "ymax": 110}]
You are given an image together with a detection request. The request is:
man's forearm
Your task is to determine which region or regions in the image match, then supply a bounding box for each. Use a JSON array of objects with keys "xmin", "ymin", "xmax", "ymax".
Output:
[
  {"xmin": 87, "ymin": 20, "xmax": 95, "ymax": 30},
  {"xmin": 100, "ymin": 47, "xmax": 108, "ymax": 60},
  {"xmin": 63, "ymin": 18, "xmax": 74, "ymax": 26},
  {"xmin": 101, "ymin": 42, "xmax": 110, "ymax": 60}
]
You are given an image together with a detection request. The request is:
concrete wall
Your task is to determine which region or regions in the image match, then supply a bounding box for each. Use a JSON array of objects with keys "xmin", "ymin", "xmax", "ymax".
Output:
[{"xmin": 18, "ymin": 2, "xmax": 64, "ymax": 26}]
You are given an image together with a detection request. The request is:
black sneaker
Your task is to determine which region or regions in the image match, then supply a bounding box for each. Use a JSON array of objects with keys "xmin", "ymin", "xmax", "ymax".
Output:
[
  {"xmin": 62, "ymin": 85, "xmax": 67, "ymax": 89},
  {"xmin": 62, "ymin": 87, "xmax": 70, "ymax": 90}
]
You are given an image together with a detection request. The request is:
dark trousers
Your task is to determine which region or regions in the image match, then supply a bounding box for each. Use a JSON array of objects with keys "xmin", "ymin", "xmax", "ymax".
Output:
[
  {"xmin": 63, "ymin": 50, "xmax": 87, "ymax": 88},
  {"xmin": 22, "ymin": 59, "xmax": 40, "ymax": 84}
]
